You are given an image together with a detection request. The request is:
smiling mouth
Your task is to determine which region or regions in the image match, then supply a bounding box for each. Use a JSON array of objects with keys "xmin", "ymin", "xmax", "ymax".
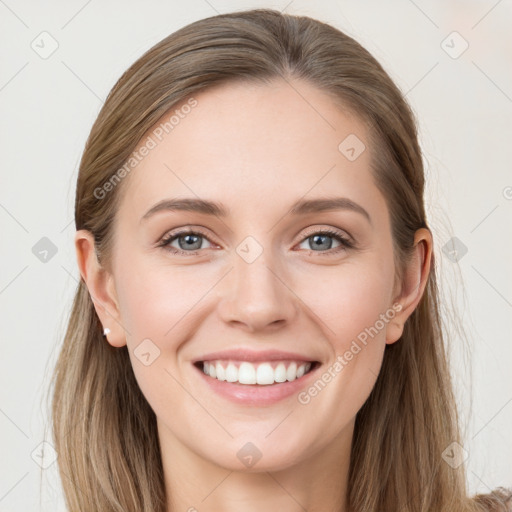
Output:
[{"xmin": 193, "ymin": 360, "xmax": 320, "ymax": 386}]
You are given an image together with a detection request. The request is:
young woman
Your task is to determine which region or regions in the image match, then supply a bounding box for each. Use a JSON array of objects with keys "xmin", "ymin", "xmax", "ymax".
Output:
[{"xmin": 50, "ymin": 8, "xmax": 512, "ymax": 512}]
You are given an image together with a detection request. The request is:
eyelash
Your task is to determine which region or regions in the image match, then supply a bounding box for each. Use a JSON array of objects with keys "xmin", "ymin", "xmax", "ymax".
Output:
[{"xmin": 158, "ymin": 227, "xmax": 355, "ymax": 257}]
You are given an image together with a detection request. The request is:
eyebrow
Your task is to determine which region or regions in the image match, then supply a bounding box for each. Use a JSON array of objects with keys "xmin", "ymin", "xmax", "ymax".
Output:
[{"xmin": 141, "ymin": 196, "xmax": 372, "ymax": 225}]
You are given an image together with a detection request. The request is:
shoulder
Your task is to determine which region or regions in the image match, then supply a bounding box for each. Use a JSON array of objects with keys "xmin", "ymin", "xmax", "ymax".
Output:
[{"xmin": 472, "ymin": 487, "xmax": 512, "ymax": 511}]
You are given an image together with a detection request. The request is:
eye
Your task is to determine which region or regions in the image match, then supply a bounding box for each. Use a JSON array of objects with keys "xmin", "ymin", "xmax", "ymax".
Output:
[
  {"xmin": 296, "ymin": 228, "xmax": 354, "ymax": 255},
  {"xmin": 158, "ymin": 227, "xmax": 355, "ymax": 256},
  {"xmin": 159, "ymin": 228, "xmax": 215, "ymax": 255}
]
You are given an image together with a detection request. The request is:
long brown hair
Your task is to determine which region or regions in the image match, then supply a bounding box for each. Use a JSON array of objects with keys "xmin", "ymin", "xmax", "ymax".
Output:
[{"xmin": 49, "ymin": 8, "xmax": 512, "ymax": 511}]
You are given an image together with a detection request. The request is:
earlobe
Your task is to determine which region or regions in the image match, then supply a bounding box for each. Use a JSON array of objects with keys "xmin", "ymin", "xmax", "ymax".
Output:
[
  {"xmin": 74, "ymin": 229, "xmax": 127, "ymax": 348},
  {"xmin": 385, "ymin": 227, "xmax": 433, "ymax": 345},
  {"xmin": 385, "ymin": 321, "xmax": 404, "ymax": 345}
]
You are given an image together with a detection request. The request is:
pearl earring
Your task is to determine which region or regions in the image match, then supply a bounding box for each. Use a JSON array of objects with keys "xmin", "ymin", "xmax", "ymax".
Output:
[{"xmin": 103, "ymin": 327, "xmax": 111, "ymax": 337}]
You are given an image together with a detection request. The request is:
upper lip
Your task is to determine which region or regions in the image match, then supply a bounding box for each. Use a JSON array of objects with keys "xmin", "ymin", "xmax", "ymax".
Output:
[{"xmin": 193, "ymin": 349, "xmax": 320, "ymax": 364}]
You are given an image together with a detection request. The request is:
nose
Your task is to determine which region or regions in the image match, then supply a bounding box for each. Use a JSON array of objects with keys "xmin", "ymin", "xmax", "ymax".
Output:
[{"xmin": 217, "ymin": 246, "xmax": 298, "ymax": 333}]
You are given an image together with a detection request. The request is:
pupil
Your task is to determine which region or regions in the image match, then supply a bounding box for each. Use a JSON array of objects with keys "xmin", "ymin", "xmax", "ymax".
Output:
[
  {"xmin": 181, "ymin": 234, "xmax": 201, "ymax": 250},
  {"xmin": 312, "ymin": 234, "xmax": 331, "ymax": 251}
]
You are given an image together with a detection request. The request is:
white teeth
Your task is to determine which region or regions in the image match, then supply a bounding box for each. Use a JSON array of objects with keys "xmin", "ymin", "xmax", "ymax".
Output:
[
  {"xmin": 256, "ymin": 363, "xmax": 274, "ymax": 385},
  {"xmin": 286, "ymin": 362, "xmax": 297, "ymax": 381},
  {"xmin": 274, "ymin": 363, "xmax": 287, "ymax": 383},
  {"xmin": 226, "ymin": 363, "xmax": 238, "ymax": 382},
  {"xmin": 238, "ymin": 362, "xmax": 256, "ymax": 384},
  {"xmin": 215, "ymin": 362, "xmax": 226, "ymax": 381},
  {"xmin": 200, "ymin": 360, "xmax": 313, "ymax": 385}
]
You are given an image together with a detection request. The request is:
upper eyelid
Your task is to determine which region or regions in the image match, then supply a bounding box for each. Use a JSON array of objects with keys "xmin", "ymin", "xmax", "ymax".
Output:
[
  {"xmin": 300, "ymin": 225, "xmax": 352, "ymax": 241},
  {"xmin": 160, "ymin": 227, "xmax": 217, "ymax": 245}
]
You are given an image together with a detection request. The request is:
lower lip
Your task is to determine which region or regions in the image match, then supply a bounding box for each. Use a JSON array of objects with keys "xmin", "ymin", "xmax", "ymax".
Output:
[{"xmin": 193, "ymin": 363, "xmax": 320, "ymax": 406}]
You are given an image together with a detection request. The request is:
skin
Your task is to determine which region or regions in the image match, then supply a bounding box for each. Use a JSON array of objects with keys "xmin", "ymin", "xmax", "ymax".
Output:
[{"xmin": 76, "ymin": 78, "xmax": 432, "ymax": 512}]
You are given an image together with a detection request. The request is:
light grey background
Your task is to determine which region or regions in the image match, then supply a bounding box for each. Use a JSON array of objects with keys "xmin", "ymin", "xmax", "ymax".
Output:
[{"xmin": 1, "ymin": 0, "xmax": 511, "ymax": 510}]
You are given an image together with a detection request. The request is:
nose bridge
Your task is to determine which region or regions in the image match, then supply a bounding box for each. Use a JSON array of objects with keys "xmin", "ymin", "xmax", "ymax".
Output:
[{"xmin": 217, "ymin": 236, "xmax": 297, "ymax": 331}]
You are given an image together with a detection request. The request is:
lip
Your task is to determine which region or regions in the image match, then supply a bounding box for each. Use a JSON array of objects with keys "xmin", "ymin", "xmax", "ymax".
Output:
[
  {"xmin": 193, "ymin": 348, "xmax": 319, "ymax": 364},
  {"xmin": 192, "ymin": 359, "xmax": 321, "ymax": 406}
]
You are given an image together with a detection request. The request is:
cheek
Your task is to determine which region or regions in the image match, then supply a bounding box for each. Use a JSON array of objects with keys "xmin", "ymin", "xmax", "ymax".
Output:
[
  {"xmin": 298, "ymin": 255, "xmax": 395, "ymax": 349},
  {"xmin": 115, "ymin": 258, "xmax": 217, "ymax": 343},
  {"xmin": 113, "ymin": 260, "xmax": 223, "ymax": 402},
  {"xmin": 114, "ymin": 262, "xmax": 210, "ymax": 419},
  {"xmin": 292, "ymin": 253, "xmax": 395, "ymax": 414}
]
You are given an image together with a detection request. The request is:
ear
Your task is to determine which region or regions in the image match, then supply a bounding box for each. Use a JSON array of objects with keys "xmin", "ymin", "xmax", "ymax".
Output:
[
  {"xmin": 385, "ymin": 227, "xmax": 433, "ymax": 345},
  {"xmin": 74, "ymin": 229, "xmax": 127, "ymax": 348}
]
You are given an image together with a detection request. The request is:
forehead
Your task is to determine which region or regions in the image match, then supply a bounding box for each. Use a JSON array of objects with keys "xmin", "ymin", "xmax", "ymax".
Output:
[{"xmin": 118, "ymin": 78, "xmax": 382, "ymax": 220}]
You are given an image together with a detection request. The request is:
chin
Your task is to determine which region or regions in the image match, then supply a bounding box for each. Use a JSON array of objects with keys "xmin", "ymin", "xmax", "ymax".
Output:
[{"xmin": 201, "ymin": 436, "xmax": 312, "ymax": 473}]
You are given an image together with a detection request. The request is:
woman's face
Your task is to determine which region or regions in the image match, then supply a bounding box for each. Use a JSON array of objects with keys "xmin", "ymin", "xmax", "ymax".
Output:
[{"xmin": 87, "ymin": 78, "xmax": 417, "ymax": 472}]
